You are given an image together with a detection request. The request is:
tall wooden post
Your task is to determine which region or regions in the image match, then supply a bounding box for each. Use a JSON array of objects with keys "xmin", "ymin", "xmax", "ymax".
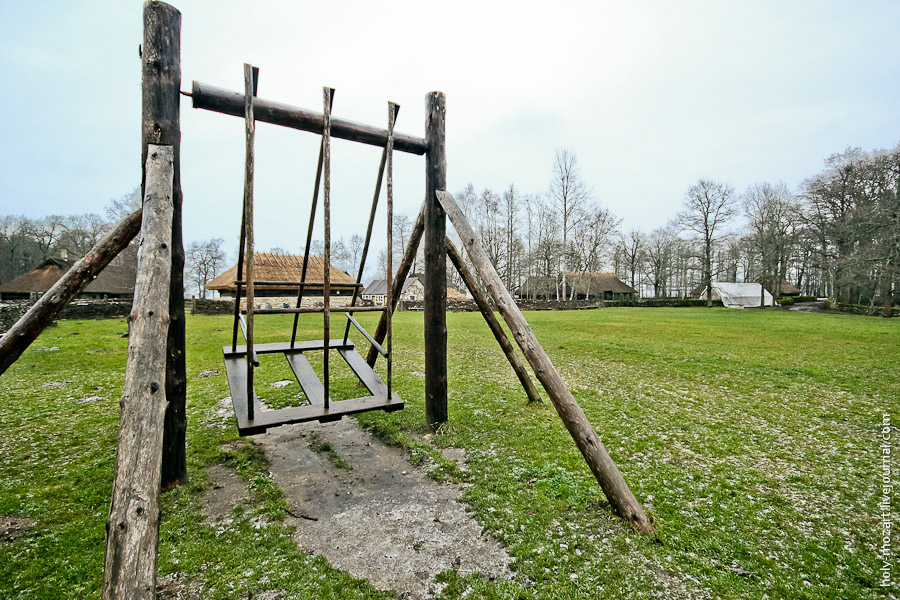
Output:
[
  {"xmin": 103, "ymin": 145, "xmax": 174, "ymax": 600},
  {"xmin": 142, "ymin": 1, "xmax": 186, "ymax": 489},
  {"xmin": 424, "ymin": 92, "xmax": 447, "ymax": 429}
]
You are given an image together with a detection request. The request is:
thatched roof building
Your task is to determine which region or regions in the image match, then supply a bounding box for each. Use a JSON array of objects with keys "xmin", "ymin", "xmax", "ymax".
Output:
[
  {"xmin": 0, "ymin": 257, "xmax": 135, "ymax": 301},
  {"xmin": 564, "ymin": 272, "xmax": 637, "ymax": 300},
  {"xmin": 755, "ymin": 276, "xmax": 801, "ymax": 296},
  {"xmin": 515, "ymin": 273, "xmax": 637, "ymax": 301},
  {"xmin": 206, "ymin": 252, "xmax": 357, "ymax": 298}
]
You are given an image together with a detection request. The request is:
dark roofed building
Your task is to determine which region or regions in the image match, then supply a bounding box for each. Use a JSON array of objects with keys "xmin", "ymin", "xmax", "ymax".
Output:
[
  {"xmin": 515, "ymin": 277, "xmax": 558, "ymax": 300},
  {"xmin": 0, "ymin": 256, "xmax": 135, "ymax": 301},
  {"xmin": 755, "ymin": 276, "xmax": 802, "ymax": 297},
  {"xmin": 564, "ymin": 272, "xmax": 637, "ymax": 301},
  {"xmin": 515, "ymin": 273, "xmax": 637, "ymax": 301}
]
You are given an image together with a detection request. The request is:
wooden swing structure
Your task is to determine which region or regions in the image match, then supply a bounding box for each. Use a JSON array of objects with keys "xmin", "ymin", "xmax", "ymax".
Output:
[
  {"xmin": 217, "ymin": 67, "xmax": 404, "ymax": 435},
  {"xmin": 0, "ymin": 3, "xmax": 654, "ymax": 598}
]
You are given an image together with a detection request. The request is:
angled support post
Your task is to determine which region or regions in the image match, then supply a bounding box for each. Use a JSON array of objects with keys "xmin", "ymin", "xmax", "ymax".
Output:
[{"xmin": 437, "ymin": 190, "xmax": 654, "ymax": 535}]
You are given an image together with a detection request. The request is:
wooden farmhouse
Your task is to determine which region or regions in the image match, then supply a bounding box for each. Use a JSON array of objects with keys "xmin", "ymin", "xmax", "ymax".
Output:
[
  {"xmin": 515, "ymin": 273, "xmax": 637, "ymax": 301},
  {"xmin": 0, "ymin": 254, "xmax": 135, "ymax": 301},
  {"xmin": 755, "ymin": 276, "xmax": 802, "ymax": 297},
  {"xmin": 206, "ymin": 252, "xmax": 356, "ymax": 300}
]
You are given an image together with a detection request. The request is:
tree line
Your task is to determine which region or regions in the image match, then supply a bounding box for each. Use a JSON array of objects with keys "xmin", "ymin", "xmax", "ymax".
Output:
[
  {"xmin": 6, "ymin": 143, "xmax": 895, "ymax": 313},
  {"xmin": 413, "ymin": 144, "xmax": 898, "ymax": 311}
]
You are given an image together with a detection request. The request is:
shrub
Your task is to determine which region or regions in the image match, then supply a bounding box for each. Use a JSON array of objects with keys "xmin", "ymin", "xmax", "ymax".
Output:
[
  {"xmin": 823, "ymin": 299, "xmax": 833, "ymax": 310},
  {"xmin": 793, "ymin": 295, "xmax": 817, "ymax": 303},
  {"xmin": 779, "ymin": 297, "xmax": 795, "ymax": 306}
]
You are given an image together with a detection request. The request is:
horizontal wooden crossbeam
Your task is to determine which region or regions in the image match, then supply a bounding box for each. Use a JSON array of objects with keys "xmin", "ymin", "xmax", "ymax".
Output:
[{"xmin": 191, "ymin": 81, "xmax": 427, "ymax": 155}]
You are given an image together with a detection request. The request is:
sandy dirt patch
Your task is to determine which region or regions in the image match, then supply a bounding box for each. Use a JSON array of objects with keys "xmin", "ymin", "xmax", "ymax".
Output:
[{"xmin": 257, "ymin": 418, "xmax": 513, "ymax": 599}]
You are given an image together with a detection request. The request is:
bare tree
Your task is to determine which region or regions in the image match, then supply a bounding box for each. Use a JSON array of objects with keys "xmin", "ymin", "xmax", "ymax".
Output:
[
  {"xmin": 549, "ymin": 150, "xmax": 592, "ymax": 300},
  {"xmin": 186, "ymin": 238, "xmax": 226, "ymax": 298},
  {"xmin": 744, "ymin": 181, "xmax": 798, "ymax": 306},
  {"xmin": 677, "ymin": 179, "xmax": 738, "ymax": 306},
  {"xmin": 644, "ymin": 226, "xmax": 676, "ymax": 298},
  {"xmin": 619, "ymin": 229, "xmax": 646, "ymax": 292}
]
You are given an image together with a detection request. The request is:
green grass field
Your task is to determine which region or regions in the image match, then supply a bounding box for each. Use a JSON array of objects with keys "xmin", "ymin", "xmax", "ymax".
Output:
[{"xmin": 0, "ymin": 307, "xmax": 897, "ymax": 599}]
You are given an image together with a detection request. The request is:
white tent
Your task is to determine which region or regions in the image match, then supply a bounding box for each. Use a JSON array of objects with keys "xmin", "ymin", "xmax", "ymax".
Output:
[{"xmin": 699, "ymin": 282, "xmax": 776, "ymax": 309}]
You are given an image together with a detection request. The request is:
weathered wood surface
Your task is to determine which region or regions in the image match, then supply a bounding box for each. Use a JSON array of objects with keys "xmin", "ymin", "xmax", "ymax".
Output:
[
  {"xmin": 365, "ymin": 202, "xmax": 425, "ymax": 367},
  {"xmin": 0, "ymin": 209, "xmax": 142, "ymax": 377},
  {"xmin": 143, "ymin": 0, "xmax": 186, "ymax": 490},
  {"xmin": 242, "ymin": 63, "xmax": 257, "ymax": 420},
  {"xmin": 424, "ymin": 92, "xmax": 448, "ymax": 430},
  {"xmin": 436, "ymin": 190, "xmax": 654, "ymax": 535},
  {"xmin": 385, "ymin": 101, "xmax": 398, "ymax": 401},
  {"xmin": 322, "ymin": 87, "xmax": 334, "ymax": 408},
  {"xmin": 445, "ymin": 238, "xmax": 542, "ymax": 404},
  {"xmin": 191, "ymin": 80, "xmax": 426, "ymax": 155},
  {"xmin": 341, "ymin": 104, "xmax": 395, "ymax": 343},
  {"xmin": 102, "ymin": 145, "xmax": 174, "ymax": 600}
]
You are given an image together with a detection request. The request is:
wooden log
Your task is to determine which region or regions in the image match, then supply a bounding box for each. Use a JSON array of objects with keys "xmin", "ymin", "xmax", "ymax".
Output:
[
  {"xmin": 386, "ymin": 102, "xmax": 397, "ymax": 401},
  {"xmin": 365, "ymin": 202, "xmax": 425, "ymax": 367},
  {"xmin": 0, "ymin": 210, "xmax": 142, "ymax": 376},
  {"xmin": 445, "ymin": 238, "xmax": 542, "ymax": 404},
  {"xmin": 436, "ymin": 190, "xmax": 654, "ymax": 535},
  {"xmin": 424, "ymin": 92, "xmax": 448, "ymax": 430},
  {"xmin": 322, "ymin": 87, "xmax": 334, "ymax": 408},
  {"xmin": 242, "ymin": 63, "xmax": 257, "ymax": 421},
  {"xmin": 191, "ymin": 80, "xmax": 427, "ymax": 155},
  {"xmin": 102, "ymin": 144, "xmax": 174, "ymax": 600},
  {"xmin": 143, "ymin": 0, "xmax": 187, "ymax": 490}
]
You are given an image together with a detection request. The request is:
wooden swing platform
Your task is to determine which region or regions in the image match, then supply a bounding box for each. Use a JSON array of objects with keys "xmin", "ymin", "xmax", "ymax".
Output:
[{"xmin": 223, "ymin": 339, "xmax": 403, "ymax": 435}]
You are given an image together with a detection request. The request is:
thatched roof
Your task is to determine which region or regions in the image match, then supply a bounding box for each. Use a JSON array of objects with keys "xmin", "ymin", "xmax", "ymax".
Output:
[
  {"xmin": 564, "ymin": 272, "xmax": 637, "ymax": 295},
  {"xmin": 515, "ymin": 277, "xmax": 558, "ymax": 298},
  {"xmin": 0, "ymin": 258, "xmax": 135, "ymax": 295},
  {"xmin": 206, "ymin": 252, "xmax": 355, "ymax": 291},
  {"xmin": 755, "ymin": 276, "xmax": 801, "ymax": 296}
]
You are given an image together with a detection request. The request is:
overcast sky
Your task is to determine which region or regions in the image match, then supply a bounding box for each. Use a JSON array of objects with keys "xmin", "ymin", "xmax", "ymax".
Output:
[{"xmin": 1, "ymin": 0, "xmax": 898, "ymax": 267}]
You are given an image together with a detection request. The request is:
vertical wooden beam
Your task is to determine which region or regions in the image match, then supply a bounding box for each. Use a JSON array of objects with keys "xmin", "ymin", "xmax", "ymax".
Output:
[
  {"xmin": 143, "ymin": 0, "xmax": 186, "ymax": 489},
  {"xmin": 242, "ymin": 63, "xmax": 256, "ymax": 421},
  {"xmin": 424, "ymin": 92, "xmax": 447, "ymax": 429},
  {"xmin": 437, "ymin": 190, "xmax": 654, "ymax": 535},
  {"xmin": 386, "ymin": 102, "xmax": 398, "ymax": 400},
  {"xmin": 445, "ymin": 237, "xmax": 542, "ymax": 404},
  {"xmin": 365, "ymin": 202, "xmax": 425, "ymax": 367},
  {"xmin": 322, "ymin": 87, "xmax": 334, "ymax": 408},
  {"xmin": 102, "ymin": 144, "xmax": 174, "ymax": 600}
]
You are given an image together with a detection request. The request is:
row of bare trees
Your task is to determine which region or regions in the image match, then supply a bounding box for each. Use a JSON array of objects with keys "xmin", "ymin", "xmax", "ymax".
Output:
[
  {"xmin": 431, "ymin": 144, "xmax": 898, "ymax": 311},
  {"xmin": 0, "ymin": 189, "xmax": 142, "ymax": 287}
]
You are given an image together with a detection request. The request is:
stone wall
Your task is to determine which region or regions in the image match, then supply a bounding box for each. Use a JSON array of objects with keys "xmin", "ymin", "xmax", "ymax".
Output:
[
  {"xmin": 190, "ymin": 296, "xmax": 361, "ymax": 316},
  {"xmin": 0, "ymin": 299, "xmax": 133, "ymax": 332},
  {"xmin": 397, "ymin": 299, "xmax": 603, "ymax": 312}
]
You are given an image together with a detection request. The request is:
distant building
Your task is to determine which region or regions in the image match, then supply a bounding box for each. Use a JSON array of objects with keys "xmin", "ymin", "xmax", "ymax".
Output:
[
  {"xmin": 755, "ymin": 276, "xmax": 801, "ymax": 297},
  {"xmin": 206, "ymin": 253, "xmax": 356, "ymax": 298},
  {"xmin": 692, "ymin": 281, "xmax": 775, "ymax": 308},
  {"xmin": 515, "ymin": 273, "xmax": 637, "ymax": 301},
  {"xmin": 361, "ymin": 277, "xmax": 424, "ymax": 305},
  {"xmin": 0, "ymin": 253, "xmax": 135, "ymax": 301}
]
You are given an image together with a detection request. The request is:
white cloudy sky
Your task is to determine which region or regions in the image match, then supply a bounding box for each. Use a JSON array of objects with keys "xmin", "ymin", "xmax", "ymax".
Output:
[{"xmin": 1, "ymin": 0, "xmax": 898, "ymax": 264}]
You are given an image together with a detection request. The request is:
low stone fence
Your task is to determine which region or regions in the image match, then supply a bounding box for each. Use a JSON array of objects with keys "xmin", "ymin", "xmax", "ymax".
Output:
[
  {"xmin": 190, "ymin": 296, "xmax": 366, "ymax": 316},
  {"xmin": 0, "ymin": 299, "xmax": 133, "ymax": 332},
  {"xmin": 397, "ymin": 299, "xmax": 602, "ymax": 312}
]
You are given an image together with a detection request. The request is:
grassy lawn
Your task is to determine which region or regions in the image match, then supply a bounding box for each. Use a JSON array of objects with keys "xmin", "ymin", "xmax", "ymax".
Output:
[{"xmin": 0, "ymin": 307, "xmax": 897, "ymax": 598}]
